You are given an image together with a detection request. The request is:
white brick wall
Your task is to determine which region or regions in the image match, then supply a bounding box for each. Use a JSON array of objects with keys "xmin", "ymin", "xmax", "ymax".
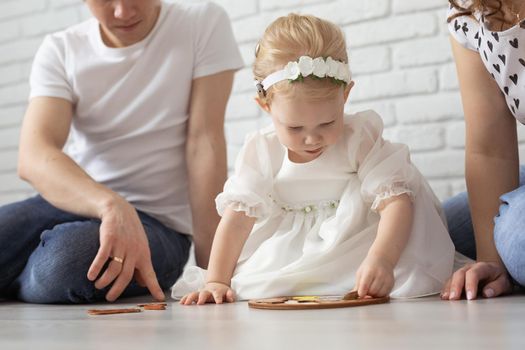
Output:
[{"xmin": 0, "ymin": 0, "xmax": 510, "ymax": 205}]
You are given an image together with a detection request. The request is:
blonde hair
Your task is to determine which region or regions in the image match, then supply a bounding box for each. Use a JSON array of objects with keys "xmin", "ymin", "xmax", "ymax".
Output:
[{"xmin": 254, "ymin": 13, "xmax": 349, "ymax": 105}]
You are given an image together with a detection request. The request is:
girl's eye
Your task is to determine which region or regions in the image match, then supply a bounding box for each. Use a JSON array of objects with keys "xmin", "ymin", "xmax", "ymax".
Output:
[
  {"xmin": 321, "ymin": 121, "xmax": 335, "ymax": 127},
  {"xmin": 288, "ymin": 126, "xmax": 303, "ymax": 131}
]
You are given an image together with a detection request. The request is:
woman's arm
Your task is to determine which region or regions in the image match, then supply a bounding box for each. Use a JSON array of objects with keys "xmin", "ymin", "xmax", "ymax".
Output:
[
  {"xmin": 356, "ymin": 194, "xmax": 413, "ymax": 297},
  {"xmin": 443, "ymin": 37, "xmax": 517, "ymax": 300},
  {"xmin": 454, "ymin": 39, "xmax": 519, "ymax": 262},
  {"xmin": 180, "ymin": 206, "xmax": 256, "ymax": 305}
]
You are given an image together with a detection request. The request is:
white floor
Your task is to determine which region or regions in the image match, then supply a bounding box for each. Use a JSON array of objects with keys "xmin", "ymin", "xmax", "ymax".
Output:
[{"xmin": 1, "ymin": 294, "xmax": 524, "ymax": 350}]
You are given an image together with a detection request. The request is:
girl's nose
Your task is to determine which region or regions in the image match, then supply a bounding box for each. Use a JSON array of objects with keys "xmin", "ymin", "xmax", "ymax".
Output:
[{"xmin": 304, "ymin": 133, "xmax": 322, "ymax": 145}]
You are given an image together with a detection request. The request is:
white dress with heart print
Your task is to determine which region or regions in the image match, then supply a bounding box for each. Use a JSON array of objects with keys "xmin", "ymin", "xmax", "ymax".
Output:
[
  {"xmin": 171, "ymin": 110, "xmax": 456, "ymax": 300},
  {"xmin": 448, "ymin": 0, "xmax": 525, "ymax": 122}
]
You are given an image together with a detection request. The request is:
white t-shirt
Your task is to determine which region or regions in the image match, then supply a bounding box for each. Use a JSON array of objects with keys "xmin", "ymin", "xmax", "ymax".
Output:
[
  {"xmin": 447, "ymin": 1, "xmax": 525, "ymax": 123},
  {"xmin": 29, "ymin": 1, "xmax": 244, "ymax": 234}
]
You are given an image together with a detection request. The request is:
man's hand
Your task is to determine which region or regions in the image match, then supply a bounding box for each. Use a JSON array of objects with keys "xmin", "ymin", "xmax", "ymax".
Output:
[
  {"xmin": 86, "ymin": 196, "xmax": 164, "ymax": 302},
  {"xmin": 441, "ymin": 261, "xmax": 513, "ymax": 300}
]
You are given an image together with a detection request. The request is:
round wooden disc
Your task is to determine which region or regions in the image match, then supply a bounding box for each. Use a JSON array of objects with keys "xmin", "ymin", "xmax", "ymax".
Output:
[{"xmin": 248, "ymin": 295, "xmax": 389, "ymax": 310}]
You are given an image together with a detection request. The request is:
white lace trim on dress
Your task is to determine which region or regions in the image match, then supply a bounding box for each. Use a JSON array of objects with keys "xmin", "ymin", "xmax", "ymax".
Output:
[
  {"xmin": 371, "ymin": 185, "xmax": 414, "ymax": 212},
  {"xmin": 216, "ymin": 196, "xmax": 269, "ymax": 218}
]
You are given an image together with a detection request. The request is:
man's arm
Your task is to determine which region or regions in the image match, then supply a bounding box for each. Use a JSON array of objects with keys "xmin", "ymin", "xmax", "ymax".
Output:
[
  {"xmin": 186, "ymin": 70, "xmax": 236, "ymax": 268},
  {"xmin": 18, "ymin": 97, "xmax": 115, "ymax": 216},
  {"xmin": 18, "ymin": 96, "xmax": 164, "ymax": 301}
]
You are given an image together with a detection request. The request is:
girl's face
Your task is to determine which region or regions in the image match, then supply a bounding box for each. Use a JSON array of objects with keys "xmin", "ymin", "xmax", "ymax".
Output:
[
  {"xmin": 85, "ymin": 0, "xmax": 161, "ymax": 48},
  {"xmin": 262, "ymin": 85, "xmax": 352, "ymax": 163}
]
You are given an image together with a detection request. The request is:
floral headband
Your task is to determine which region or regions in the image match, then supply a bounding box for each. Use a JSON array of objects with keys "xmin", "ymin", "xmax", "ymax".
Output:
[{"xmin": 255, "ymin": 55, "xmax": 352, "ymax": 97}]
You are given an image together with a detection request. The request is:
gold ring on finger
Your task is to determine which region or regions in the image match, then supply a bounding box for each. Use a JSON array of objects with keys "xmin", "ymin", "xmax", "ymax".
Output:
[{"xmin": 110, "ymin": 256, "xmax": 124, "ymax": 264}]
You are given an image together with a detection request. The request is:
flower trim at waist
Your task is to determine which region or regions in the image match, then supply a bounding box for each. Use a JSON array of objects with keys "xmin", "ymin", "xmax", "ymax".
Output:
[{"xmin": 269, "ymin": 194, "xmax": 339, "ymax": 214}]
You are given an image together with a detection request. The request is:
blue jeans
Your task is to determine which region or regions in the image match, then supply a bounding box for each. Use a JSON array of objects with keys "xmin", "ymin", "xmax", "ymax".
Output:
[
  {"xmin": 0, "ymin": 195, "xmax": 191, "ymax": 303},
  {"xmin": 443, "ymin": 167, "xmax": 525, "ymax": 287}
]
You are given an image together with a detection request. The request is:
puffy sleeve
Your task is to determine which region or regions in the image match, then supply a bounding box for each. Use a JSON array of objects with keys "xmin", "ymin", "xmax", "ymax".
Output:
[
  {"xmin": 447, "ymin": 0, "xmax": 480, "ymax": 52},
  {"xmin": 347, "ymin": 110, "xmax": 419, "ymax": 212},
  {"xmin": 215, "ymin": 131, "xmax": 274, "ymax": 220}
]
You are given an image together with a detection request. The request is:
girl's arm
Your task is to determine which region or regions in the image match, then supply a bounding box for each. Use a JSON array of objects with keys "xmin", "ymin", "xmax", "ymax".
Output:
[
  {"xmin": 442, "ymin": 38, "xmax": 516, "ymax": 300},
  {"xmin": 369, "ymin": 194, "xmax": 414, "ymax": 269},
  {"xmin": 180, "ymin": 206, "xmax": 256, "ymax": 305},
  {"xmin": 355, "ymin": 194, "xmax": 413, "ymax": 297},
  {"xmin": 206, "ymin": 207, "xmax": 256, "ymax": 284}
]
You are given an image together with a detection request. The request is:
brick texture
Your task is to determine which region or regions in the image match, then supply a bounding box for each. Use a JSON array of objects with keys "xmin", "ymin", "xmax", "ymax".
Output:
[{"xmin": 0, "ymin": 0, "xmax": 504, "ymax": 204}]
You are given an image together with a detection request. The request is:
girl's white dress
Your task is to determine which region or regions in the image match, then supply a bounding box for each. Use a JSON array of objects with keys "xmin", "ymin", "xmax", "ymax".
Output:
[{"xmin": 172, "ymin": 110, "xmax": 455, "ymax": 300}]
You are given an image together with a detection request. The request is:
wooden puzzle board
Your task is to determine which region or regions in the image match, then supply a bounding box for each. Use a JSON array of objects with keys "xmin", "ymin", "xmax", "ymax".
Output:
[{"xmin": 248, "ymin": 295, "xmax": 389, "ymax": 310}]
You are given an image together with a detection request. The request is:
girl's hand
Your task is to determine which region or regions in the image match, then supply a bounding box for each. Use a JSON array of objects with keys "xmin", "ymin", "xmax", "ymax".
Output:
[
  {"xmin": 355, "ymin": 254, "xmax": 394, "ymax": 297},
  {"xmin": 441, "ymin": 261, "xmax": 513, "ymax": 300},
  {"xmin": 180, "ymin": 282, "xmax": 235, "ymax": 305}
]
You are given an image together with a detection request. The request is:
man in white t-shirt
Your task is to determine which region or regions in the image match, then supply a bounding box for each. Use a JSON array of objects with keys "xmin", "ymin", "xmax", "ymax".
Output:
[{"xmin": 0, "ymin": 0, "xmax": 243, "ymax": 303}]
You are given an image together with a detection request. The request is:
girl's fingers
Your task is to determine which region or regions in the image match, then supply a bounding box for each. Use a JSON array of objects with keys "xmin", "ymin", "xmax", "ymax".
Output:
[
  {"xmin": 184, "ymin": 292, "xmax": 199, "ymax": 305},
  {"xmin": 197, "ymin": 290, "xmax": 211, "ymax": 305},
  {"xmin": 354, "ymin": 271, "xmax": 361, "ymax": 291},
  {"xmin": 374, "ymin": 276, "xmax": 393, "ymax": 298},
  {"xmin": 367, "ymin": 276, "xmax": 383, "ymax": 297},
  {"xmin": 378, "ymin": 283, "xmax": 391, "ymax": 298},
  {"xmin": 226, "ymin": 289, "xmax": 235, "ymax": 303},
  {"xmin": 357, "ymin": 272, "xmax": 372, "ymax": 297},
  {"xmin": 212, "ymin": 291, "xmax": 224, "ymax": 304},
  {"xmin": 181, "ymin": 289, "xmax": 235, "ymax": 305}
]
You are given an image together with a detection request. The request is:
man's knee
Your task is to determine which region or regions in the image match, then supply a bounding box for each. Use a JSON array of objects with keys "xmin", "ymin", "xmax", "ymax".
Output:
[
  {"xmin": 494, "ymin": 187, "xmax": 525, "ymax": 286},
  {"xmin": 15, "ymin": 221, "xmax": 104, "ymax": 303}
]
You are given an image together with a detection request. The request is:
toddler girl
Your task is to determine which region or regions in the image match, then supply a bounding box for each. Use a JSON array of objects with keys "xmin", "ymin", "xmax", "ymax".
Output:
[{"xmin": 172, "ymin": 13, "xmax": 455, "ymax": 304}]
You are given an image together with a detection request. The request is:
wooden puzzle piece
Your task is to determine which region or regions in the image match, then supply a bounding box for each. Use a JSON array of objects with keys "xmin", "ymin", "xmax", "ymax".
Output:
[
  {"xmin": 87, "ymin": 308, "xmax": 141, "ymax": 315},
  {"xmin": 87, "ymin": 302, "xmax": 168, "ymax": 315}
]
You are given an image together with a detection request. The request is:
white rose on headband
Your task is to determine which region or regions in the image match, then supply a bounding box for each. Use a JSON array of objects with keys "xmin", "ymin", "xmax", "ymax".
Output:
[
  {"xmin": 337, "ymin": 63, "xmax": 351, "ymax": 82},
  {"xmin": 284, "ymin": 61, "xmax": 300, "ymax": 80},
  {"xmin": 312, "ymin": 57, "xmax": 328, "ymax": 78},
  {"xmin": 297, "ymin": 56, "xmax": 314, "ymax": 76},
  {"xmin": 326, "ymin": 57, "xmax": 340, "ymax": 79},
  {"xmin": 259, "ymin": 56, "xmax": 351, "ymax": 91}
]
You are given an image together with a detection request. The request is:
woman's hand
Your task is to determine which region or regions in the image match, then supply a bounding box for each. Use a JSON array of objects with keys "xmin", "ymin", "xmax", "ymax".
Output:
[
  {"xmin": 355, "ymin": 254, "xmax": 395, "ymax": 298},
  {"xmin": 441, "ymin": 261, "xmax": 513, "ymax": 300},
  {"xmin": 180, "ymin": 282, "xmax": 235, "ymax": 305},
  {"xmin": 86, "ymin": 196, "xmax": 164, "ymax": 302}
]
